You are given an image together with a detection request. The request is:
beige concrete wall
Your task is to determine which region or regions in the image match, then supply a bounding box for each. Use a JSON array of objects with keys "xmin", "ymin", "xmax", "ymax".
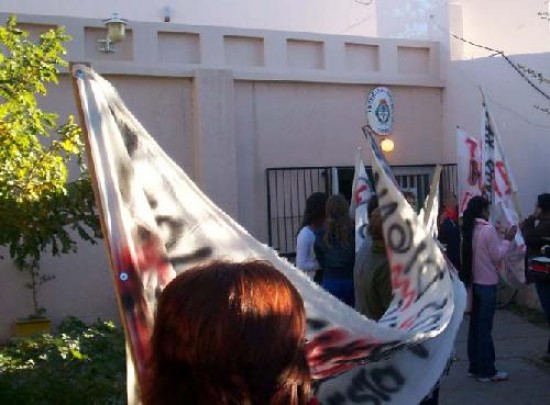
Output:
[
  {"xmin": 2, "ymin": 0, "xmax": 378, "ymax": 36},
  {"xmin": 0, "ymin": 13, "xmax": 444, "ymax": 340},
  {"xmin": 235, "ymin": 81, "xmax": 443, "ymax": 243},
  {"xmin": 248, "ymin": 82, "xmax": 443, "ymax": 169}
]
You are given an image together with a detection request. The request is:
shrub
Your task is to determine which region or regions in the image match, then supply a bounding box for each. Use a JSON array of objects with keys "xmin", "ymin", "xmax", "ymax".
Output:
[{"xmin": 0, "ymin": 317, "xmax": 126, "ymax": 405}]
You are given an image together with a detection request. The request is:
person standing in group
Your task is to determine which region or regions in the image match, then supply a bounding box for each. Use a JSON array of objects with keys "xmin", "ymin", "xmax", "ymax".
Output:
[
  {"xmin": 354, "ymin": 198, "xmax": 390, "ymax": 320},
  {"xmin": 439, "ymin": 193, "xmax": 461, "ymax": 271},
  {"xmin": 295, "ymin": 192, "xmax": 328, "ymax": 282},
  {"xmin": 314, "ymin": 195, "xmax": 355, "ymax": 307},
  {"xmin": 403, "ymin": 190, "xmax": 418, "ymax": 212},
  {"xmin": 522, "ymin": 193, "xmax": 550, "ymax": 357},
  {"xmin": 143, "ymin": 260, "xmax": 312, "ymax": 405},
  {"xmin": 461, "ymin": 196, "xmax": 517, "ymax": 382}
]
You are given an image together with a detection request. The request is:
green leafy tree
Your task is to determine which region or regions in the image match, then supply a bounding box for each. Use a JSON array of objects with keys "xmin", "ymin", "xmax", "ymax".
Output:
[{"xmin": 0, "ymin": 16, "xmax": 101, "ymax": 317}]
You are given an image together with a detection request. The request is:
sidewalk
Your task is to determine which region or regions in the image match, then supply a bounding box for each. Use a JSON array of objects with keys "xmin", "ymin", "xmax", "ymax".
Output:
[{"xmin": 440, "ymin": 309, "xmax": 550, "ymax": 405}]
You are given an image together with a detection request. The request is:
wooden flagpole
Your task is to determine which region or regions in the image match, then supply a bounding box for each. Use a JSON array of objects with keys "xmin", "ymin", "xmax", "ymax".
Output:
[
  {"xmin": 69, "ymin": 63, "xmax": 142, "ymax": 404},
  {"xmin": 424, "ymin": 165, "xmax": 442, "ymax": 226}
]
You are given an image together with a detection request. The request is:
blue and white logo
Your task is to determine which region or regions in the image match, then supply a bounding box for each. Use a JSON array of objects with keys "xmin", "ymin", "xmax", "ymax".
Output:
[{"xmin": 366, "ymin": 87, "xmax": 394, "ymax": 135}]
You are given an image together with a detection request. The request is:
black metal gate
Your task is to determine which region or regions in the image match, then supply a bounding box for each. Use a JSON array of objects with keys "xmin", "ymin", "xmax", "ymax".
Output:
[{"xmin": 266, "ymin": 164, "xmax": 457, "ymax": 258}]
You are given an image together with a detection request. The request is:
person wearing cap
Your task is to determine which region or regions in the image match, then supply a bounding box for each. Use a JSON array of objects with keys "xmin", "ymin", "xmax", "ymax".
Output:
[{"xmin": 522, "ymin": 193, "xmax": 550, "ymax": 356}]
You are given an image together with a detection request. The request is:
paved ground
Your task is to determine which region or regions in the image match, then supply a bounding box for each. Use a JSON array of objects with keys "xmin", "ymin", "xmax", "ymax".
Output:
[{"xmin": 440, "ymin": 309, "xmax": 550, "ymax": 405}]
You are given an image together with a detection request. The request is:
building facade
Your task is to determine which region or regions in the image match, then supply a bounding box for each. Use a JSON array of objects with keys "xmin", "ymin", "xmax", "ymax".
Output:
[{"xmin": 1, "ymin": 0, "xmax": 549, "ymax": 339}]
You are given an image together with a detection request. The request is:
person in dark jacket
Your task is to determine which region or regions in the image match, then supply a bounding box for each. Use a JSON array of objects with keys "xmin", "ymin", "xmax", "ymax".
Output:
[
  {"xmin": 314, "ymin": 195, "xmax": 355, "ymax": 307},
  {"xmin": 522, "ymin": 193, "xmax": 550, "ymax": 355},
  {"xmin": 354, "ymin": 196, "xmax": 391, "ymax": 319},
  {"xmin": 438, "ymin": 194, "xmax": 461, "ymax": 271}
]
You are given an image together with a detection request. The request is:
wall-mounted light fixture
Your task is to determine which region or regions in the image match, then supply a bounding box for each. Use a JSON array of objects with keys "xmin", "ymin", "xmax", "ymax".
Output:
[
  {"xmin": 162, "ymin": 6, "xmax": 173, "ymax": 23},
  {"xmin": 380, "ymin": 138, "xmax": 395, "ymax": 153},
  {"xmin": 98, "ymin": 13, "xmax": 128, "ymax": 53}
]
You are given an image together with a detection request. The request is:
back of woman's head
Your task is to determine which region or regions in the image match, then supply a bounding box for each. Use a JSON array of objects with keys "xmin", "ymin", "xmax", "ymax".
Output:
[
  {"xmin": 462, "ymin": 196, "xmax": 489, "ymax": 230},
  {"xmin": 143, "ymin": 260, "xmax": 310, "ymax": 405},
  {"xmin": 299, "ymin": 192, "xmax": 328, "ymax": 230},
  {"xmin": 324, "ymin": 194, "xmax": 352, "ymax": 246},
  {"xmin": 367, "ymin": 196, "xmax": 379, "ymax": 218},
  {"xmin": 367, "ymin": 207, "xmax": 384, "ymax": 241},
  {"xmin": 537, "ymin": 193, "xmax": 550, "ymax": 214},
  {"xmin": 460, "ymin": 196, "xmax": 490, "ymax": 285}
]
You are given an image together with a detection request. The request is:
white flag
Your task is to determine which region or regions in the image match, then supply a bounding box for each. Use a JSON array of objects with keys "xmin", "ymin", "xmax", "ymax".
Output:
[
  {"xmin": 481, "ymin": 95, "xmax": 525, "ymax": 285},
  {"xmin": 350, "ymin": 150, "xmax": 372, "ymax": 252},
  {"xmin": 456, "ymin": 128, "xmax": 483, "ymax": 216},
  {"xmin": 74, "ymin": 66, "xmax": 465, "ymax": 405},
  {"xmin": 418, "ymin": 166, "xmax": 441, "ymax": 239}
]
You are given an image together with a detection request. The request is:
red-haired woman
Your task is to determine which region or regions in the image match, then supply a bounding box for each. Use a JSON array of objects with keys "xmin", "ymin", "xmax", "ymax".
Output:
[{"xmin": 143, "ymin": 260, "xmax": 312, "ymax": 405}]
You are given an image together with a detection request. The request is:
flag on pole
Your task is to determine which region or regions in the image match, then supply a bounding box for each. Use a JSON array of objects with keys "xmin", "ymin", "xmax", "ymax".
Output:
[
  {"xmin": 362, "ymin": 125, "xmax": 399, "ymax": 186},
  {"xmin": 493, "ymin": 135, "xmax": 524, "ymax": 245},
  {"xmin": 418, "ymin": 166, "xmax": 442, "ymax": 239},
  {"xmin": 456, "ymin": 128, "xmax": 483, "ymax": 216},
  {"xmin": 480, "ymin": 93, "xmax": 526, "ymax": 285},
  {"xmin": 350, "ymin": 149, "xmax": 372, "ymax": 252},
  {"xmin": 73, "ymin": 66, "xmax": 465, "ymax": 405}
]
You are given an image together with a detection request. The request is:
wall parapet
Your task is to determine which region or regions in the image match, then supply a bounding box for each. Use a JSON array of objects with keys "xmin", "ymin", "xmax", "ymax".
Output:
[{"xmin": 5, "ymin": 13, "xmax": 443, "ymax": 88}]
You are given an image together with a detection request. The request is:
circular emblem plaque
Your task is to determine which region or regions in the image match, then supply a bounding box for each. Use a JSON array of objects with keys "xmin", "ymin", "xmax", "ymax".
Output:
[{"xmin": 366, "ymin": 87, "xmax": 394, "ymax": 135}]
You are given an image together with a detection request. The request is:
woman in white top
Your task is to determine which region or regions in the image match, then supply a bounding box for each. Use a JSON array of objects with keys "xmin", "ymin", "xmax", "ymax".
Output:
[{"xmin": 296, "ymin": 192, "xmax": 328, "ymax": 280}]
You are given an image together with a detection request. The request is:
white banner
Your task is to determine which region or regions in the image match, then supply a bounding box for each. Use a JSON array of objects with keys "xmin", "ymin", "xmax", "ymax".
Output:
[
  {"xmin": 456, "ymin": 128, "xmax": 483, "ymax": 216},
  {"xmin": 319, "ymin": 128, "xmax": 467, "ymax": 404},
  {"xmin": 74, "ymin": 66, "xmax": 465, "ymax": 405}
]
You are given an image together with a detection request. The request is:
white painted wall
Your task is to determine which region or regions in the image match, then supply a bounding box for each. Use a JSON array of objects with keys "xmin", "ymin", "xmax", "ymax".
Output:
[
  {"xmin": 444, "ymin": 0, "xmax": 550, "ymax": 214},
  {"xmin": 371, "ymin": 0, "xmax": 550, "ymax": 212},
  {"xmin": 376, "ymin": 0, "xmax": 448, "ymax": 41},
  {"xmin": 440, "ymin": 0, "xmax": 550, "ymax": 310}
]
